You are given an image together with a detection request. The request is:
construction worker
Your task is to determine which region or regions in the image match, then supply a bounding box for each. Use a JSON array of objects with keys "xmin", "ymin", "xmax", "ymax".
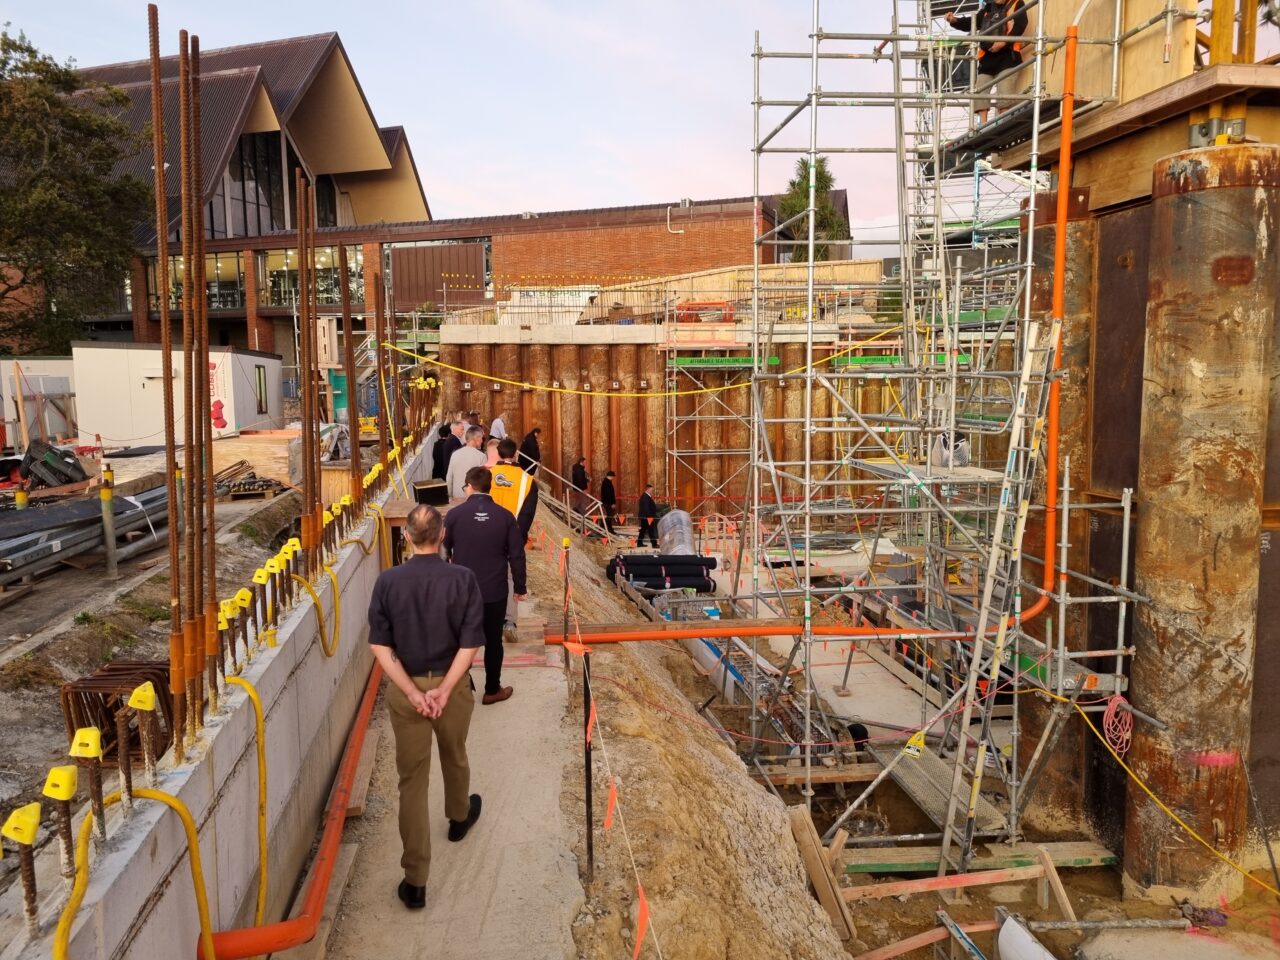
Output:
[
  {"xmin": 444, "ymin": 467, "xmax": 527, "ymax": 704},
  {"xmin": 945, "ymin": 0, "xmax": 1027, "ymax": 124},
  {"xmin": 491, "ymin": 437, "xmax": 539, "ymax": 643},
  {"xmin": 367, "ymin": 504, "xmax": 484, "ymax": 910}
]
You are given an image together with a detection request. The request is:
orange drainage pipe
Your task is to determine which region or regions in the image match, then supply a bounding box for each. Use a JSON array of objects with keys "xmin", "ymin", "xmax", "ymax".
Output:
[
  {"xmin": 1017, "ymin": 21, "xmax": 1079, "ymax": 628},
  {"xmin": 547, "ymin": 624, "xmax": 971, "ymax": 645},
  {"xmin": 197, "ymin": 662, "xmax": 383, "ymax": 959}
]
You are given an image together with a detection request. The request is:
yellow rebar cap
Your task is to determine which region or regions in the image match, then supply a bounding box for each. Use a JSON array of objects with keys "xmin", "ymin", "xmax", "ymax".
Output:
[
  {"xmin": 287, "ymin": 537, "xmax": 302, "ymax": 553},
  {"xmin": 332, "ymin": 502, "xmax": 343, "ymax": 516},
  {"xmin": 235, "ymin": 588, "xmax": 254, "ymax": 610},
  {"xmin": 279, "ymin": 543, "xmax": 296, "ymax": 560},
  {"xmin": 2, "ymin": 803, "xmax": 41, "ymax": 845},
  {"xmin": 69, "ymin": 727, "xmax": 102, "ymax": 759},
  {"xmin": 252, "ymin": 568, "xmax": 270, "ymax": 585},
  {"xmin": 322, "ymin": 510, "xmax": 334, "ymax": 526},
  {"xmin": 562, "ymin": 537, "xmax": 571, "ymax": 548},
  {"xmin": 220, "ymin": 599, "xmax": 238, "ymax": 619},
  {"xmin": 128, "ymin": 681, "xmax": 157, "ymax": 712},
  {"xmin": 218, "ymin": 611, "xmax": 229, "ymax": 631},
  {"xmin": 340, "ymin": 495, "xmax": 353, "ymax": 507},
  {"xmin": 42, "ymin": 765, "xmax": 78, "ymax": 802},
  {"xmin": 264, "ymin": 559, "xmax": 281, "ymax": 575}
]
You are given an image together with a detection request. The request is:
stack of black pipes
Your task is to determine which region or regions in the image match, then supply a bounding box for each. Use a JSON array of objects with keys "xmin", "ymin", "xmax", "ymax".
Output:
[{"xmin": 605, "ymin": 553, "xmax": 717, "ymax": 593}]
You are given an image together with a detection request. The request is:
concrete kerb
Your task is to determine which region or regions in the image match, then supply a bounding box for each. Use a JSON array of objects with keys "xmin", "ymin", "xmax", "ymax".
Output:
[{"xmin": 0, "ymin": 447, "xmax": 429, "ymax": 960}]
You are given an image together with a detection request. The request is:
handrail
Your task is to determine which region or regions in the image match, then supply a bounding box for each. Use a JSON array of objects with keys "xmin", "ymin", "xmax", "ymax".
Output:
[
  {"xmin": 199, "ymin": 663, "xmax": 382, "ymax": 959},
  {"xmin": 517, "ymin": 453, "xmax": 616, "ymax": 541}
]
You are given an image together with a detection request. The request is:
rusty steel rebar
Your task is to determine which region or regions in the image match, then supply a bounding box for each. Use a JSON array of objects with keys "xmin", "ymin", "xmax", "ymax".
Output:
[
  {"xmin": 340, "ymin": 244, "xmax": 360, "ymax": 506},
  {"xmin": 374, "ymin": 272, "xmax": 390, "ymax": 475},
  {"xmin": 116, "ymin": 707, "xmax": 135, "ymax": 814},
  {"xmin": 295, "ymin": 171, "xmax": 313, "ymax": 576},
  {"xmin": 17, "ymin": 843, "xmax": 37, "ymax": 937},
  {"xmin": 177, "ymin": 30, "xmax": 198, "ymax": 745},
  {"xmin": 191, "ymin": 36, "xmax": 219, "ymax": 718},
  {"xmin": 80, "ymin": 755, "xmax": 107, "ymax": 851},
  {"xmin": 147, "ymin": 4, "xmax": 185, "ymax": 763},
  {"xmin": 54, "ymin": 797, "xmax": 74, "ymax": 889},
  {"xmin": 139, "ymin": 709, "xmax": 157, "ymax": 787},
  {"xmin": 307, "ymin": 183, "xmax": 324, "ymax": 566},
  {"xmin": 188, "ymin": 35, "xmax": 209, "ymax": 724}
]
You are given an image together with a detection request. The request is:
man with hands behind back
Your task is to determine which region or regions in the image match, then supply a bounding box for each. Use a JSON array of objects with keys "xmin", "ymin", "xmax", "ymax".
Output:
[{"xmin": 367, "ymin": 504, "xmax": 484, "ymax": 911}]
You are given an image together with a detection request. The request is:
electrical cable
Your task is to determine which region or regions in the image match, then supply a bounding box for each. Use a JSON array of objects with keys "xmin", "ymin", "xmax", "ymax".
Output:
[{"xmin": 224, "ymin": 676, "xmax": 268, "ymax": 926}]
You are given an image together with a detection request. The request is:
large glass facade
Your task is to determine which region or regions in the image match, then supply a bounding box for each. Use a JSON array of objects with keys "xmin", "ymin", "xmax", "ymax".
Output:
[
  {"xmin": 146, "ymin": 252, "xmax": 245, "ymax": 310},
  {"xmin": 258, "ymin": 246, "xmax": 364, "ymax": 307},
  {"xmin": 228, "ymin": 132, "xmax": 287, "ymax": 237}
]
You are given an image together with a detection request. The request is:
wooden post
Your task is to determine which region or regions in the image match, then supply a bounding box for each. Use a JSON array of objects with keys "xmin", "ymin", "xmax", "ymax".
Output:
[{"xmin": 14, "ymin": 362, "xmax": 30, "ymax": 452}]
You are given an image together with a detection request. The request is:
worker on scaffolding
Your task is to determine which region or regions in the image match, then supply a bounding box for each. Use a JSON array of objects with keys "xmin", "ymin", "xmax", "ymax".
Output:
[{"xmin": 945, "ymin": 0, "xmax": 1027, "ymax": 125}]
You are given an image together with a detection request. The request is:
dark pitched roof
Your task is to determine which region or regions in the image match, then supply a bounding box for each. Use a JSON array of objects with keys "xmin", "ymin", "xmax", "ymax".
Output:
[
  {"xmin": 377, "ymin": 125, "xmax": 431, "ymax": 220},
  {"xmin": 85, "ymin": 67, "xmax": 268, "ymax": 244},
  {"xmin": 81, "ymin": 33, "xmax": 336, "ymax": 125}
]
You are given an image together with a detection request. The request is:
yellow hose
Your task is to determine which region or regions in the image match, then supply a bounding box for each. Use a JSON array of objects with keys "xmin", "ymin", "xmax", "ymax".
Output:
[
  {"xmin": 365, "ymin": 504, "xmax": 393, "ymax": 569},
  {"xmin": 376, "ymin": 369, "xmax": 410, "ymax": 498},
  {"xmin": 224, "ymin": 677, "xmax": 268, "ymax": 926},
  {"xmin": 54, "ymin": 788, "xmax": 217, "ymax": 960},
  {"xmin": 290, "ymin": 574, "xmax": 339, "ymax": 657}
]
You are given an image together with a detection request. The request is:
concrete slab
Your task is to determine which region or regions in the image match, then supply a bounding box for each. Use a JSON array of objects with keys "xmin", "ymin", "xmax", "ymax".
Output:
[
  {"xmin": 1078, "ymin": 929, "xmax": 1280, "ymax": 959},
  {"xmin": 325, "ymin": 664, "xmax": 582, "ymax": 960}
]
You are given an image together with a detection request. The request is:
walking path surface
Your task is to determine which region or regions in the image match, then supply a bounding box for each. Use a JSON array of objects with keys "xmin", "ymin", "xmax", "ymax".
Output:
[{"xmin": 325, "ymin": 656, "xmax": 582, "ymax": 960}]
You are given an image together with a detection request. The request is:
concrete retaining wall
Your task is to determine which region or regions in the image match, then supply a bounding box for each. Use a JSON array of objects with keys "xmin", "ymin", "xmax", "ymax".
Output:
[{"xmin": 0, "ymin": 451, "xmax": 430, "ymax": 960}]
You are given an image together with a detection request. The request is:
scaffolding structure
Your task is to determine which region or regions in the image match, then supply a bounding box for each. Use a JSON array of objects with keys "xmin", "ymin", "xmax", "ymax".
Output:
[{"xmin": 734, "ymin": 0, "xmax": 1144, "ymax": 873}]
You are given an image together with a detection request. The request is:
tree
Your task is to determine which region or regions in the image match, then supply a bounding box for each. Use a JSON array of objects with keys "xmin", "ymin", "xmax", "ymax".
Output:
[
  {"xmin": 0, "ymin": 29, "xmax": 151, "ymax": 352},
  {"xmin": 775, "ymin": 156, "xmax": 848, "ymax": 262}
]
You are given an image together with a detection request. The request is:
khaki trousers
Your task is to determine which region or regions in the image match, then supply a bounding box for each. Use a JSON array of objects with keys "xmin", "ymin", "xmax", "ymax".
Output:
[{"xmin": 387, "ymin": 674, "xmax": 475, "ymax": 886}]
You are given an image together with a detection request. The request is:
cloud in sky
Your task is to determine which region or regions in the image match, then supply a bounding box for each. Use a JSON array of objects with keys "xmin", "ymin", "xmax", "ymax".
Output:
[{"xmin": 11, "ymin": 1, "xmax": 907, "ymax": 227}]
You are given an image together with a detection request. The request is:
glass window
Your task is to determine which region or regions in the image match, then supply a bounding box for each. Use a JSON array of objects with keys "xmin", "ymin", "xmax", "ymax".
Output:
[
  {"xmin": 255, "ymin": 364, "xmax": 268, "ymax": 415},
  {"xmin": 260, "ymin": 249, "xmax": 300, "ymax": 307}
]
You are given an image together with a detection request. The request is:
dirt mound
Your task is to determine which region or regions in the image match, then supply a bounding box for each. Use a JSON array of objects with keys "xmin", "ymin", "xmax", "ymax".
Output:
[{"xmin": 529, "ymin": 511, "xmax": 849, "ymax": 959}]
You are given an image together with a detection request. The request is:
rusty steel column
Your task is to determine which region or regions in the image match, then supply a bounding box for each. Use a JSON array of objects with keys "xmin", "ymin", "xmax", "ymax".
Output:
[
  {"xmin": 554, "ymin": 345, "xmax": 581, "ymax": 491},
  {"xmin": 726, "ymin": 359, "xmax": 752, "ymax": 511},
  {"xmin": 1019, "ymin": 188, "xmax": 1098, "ymax": 834},
  {"xmin": 699, "ymin": 369, "xmax": 723, "ymax": 516},
  {"xmin": 463, "ymin": 344, "xmax": 490, "ymax": 425},
  {"xmin": 494, "ymin": 342, "xmax": 520, "ymax": 435},
  {"xmin": 1124, "ymin": 145, "xmax": 1280, "ymax": 899},
  {"xmin": 437, "ymin": 343, "xmax": 462, "ymax": 421},
  {"xmin": 615, "ymin": 345, "xmax": 639, "ymax": 508},
  {"xmin": 639, "ymin": 345, "xmax": 664, "ymax": 497},
  {"xmin": 585, "ymin": 344, "xmax": 611, "ymax": 494},
  {"xmin": 781, "ymin": 342, "xmax": 805, "ymax": 506},
  {"xmin": 528, "ymin": 344, "xmax": 553, "ymax": 447}
]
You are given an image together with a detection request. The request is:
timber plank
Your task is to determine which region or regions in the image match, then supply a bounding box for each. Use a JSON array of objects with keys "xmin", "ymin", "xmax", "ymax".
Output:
[
  {"xmin": 841, "ymin": 864, "xmax": 1045, "ymax": 902},
  {"xmin": 344, "ymin": 726, "xmax": 381, "ymax": 818},
  {"xmin": 750, "ymin": 761, "xmax": 884, "ymax": 786},
  {"xmin": 840, "ymin": 840, "xmax": 1117, "ymax": 875},
  {"xmin": 788, "ymin": 805, "xmax": 857, "ymax": 941}
]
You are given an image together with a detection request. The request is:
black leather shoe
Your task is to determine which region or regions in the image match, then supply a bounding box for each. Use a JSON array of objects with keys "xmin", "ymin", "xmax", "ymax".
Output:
[
  {"xmin": 447, "ymin": 793, "xmax": 482, "ymax": 842},
  {"xmin": 397, "ymin": 879, "xmax": 426, "ymax": 910}
]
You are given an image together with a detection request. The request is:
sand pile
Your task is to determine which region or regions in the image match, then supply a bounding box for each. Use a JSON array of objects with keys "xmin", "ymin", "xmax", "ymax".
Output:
[{"xmin": 527, "ymin": 512, "xmax": 850, "ymax": 959}]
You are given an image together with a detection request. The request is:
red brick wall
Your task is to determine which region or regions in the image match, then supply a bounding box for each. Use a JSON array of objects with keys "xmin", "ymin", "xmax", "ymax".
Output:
[
  {"xmin": 130, "ymin": 257, "xmax": 158, "ymax": 342},
  {"xmin": 242, "ymin": 249, "xmax": 274, "ymax": 354},
  {"xmin": 490, "ymin": 215, "xmax": 767, "ymax": 288}
]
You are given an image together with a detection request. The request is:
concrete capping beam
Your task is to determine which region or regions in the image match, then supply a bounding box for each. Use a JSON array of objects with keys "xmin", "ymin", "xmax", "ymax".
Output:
[{"xmin": 0, "ymin": 449, "xmax": 431, "ymax": 960}]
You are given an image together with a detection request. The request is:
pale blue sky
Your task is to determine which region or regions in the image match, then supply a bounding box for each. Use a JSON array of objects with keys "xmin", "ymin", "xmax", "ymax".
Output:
[{"xmin": 9, "ymin": 2, "xmax": 906, "ymax": 227}]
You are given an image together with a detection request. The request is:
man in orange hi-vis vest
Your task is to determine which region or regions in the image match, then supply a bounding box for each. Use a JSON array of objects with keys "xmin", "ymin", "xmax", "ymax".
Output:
[
  {"xmin": 491, "ymin": 437, "xmax": 539, "ymax": 644},
  {"xmin": 945, "ymin": 0, "xmax": 1028, "ymax": 124}
]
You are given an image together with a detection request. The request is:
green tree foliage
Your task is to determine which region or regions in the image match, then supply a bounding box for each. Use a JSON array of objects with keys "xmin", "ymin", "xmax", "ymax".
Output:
[
  {"xmin": 0, "ymin": 29, "xmax": 150, "ymax": 352},
  {"xmin": 775, "ymin": 156, "xmax": 848, "ymax": 263}
]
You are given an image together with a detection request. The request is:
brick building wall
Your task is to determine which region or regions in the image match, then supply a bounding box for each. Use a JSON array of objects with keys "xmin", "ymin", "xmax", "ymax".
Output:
[{"xmin": 491, "ymin": 216, "xmax": 769, "ymax": 287}]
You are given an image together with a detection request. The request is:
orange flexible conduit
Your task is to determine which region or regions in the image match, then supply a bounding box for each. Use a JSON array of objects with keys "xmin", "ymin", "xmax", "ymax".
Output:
[{"xmin": 197, "ymin": 663, "xmax": 382, "ymax": 959}]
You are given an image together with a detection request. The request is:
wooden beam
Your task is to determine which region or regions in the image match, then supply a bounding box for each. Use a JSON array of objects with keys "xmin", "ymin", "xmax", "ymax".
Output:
[
  {"xmin": 853, "ymin": 920, "xmax": 1001, "ymax": 960},
  {"xmin": 997, "ymin": 64, "xmax": 1280, "ymax": 169},
  {"xmin": 14, "ymin": 362, "xmax": 30, "ymax": 452},
  {"xmin": 344, "ymin": 726, "xmax": 381, "ymax": 818},
  {"xmin": 751, "ymin": 761, "xmax": 884, "ymax": 786},
  {"xmin": 788, "ymin": 805, "xmax": 857, "ymax": 941},
  {"xmin": 840, "ymin": 840, "xmax": 1117, "ymax": 875},
  {"xmin": 841, "ymin": 865, "xmax": 1045, "ymax": 902},
  {"xmin": 1035, "ymin": 845, "xmax": 1078, "ymax": 922},
  {"xmin": 827, "ymin": 829, "xmax": 849, "ymax": 872}
]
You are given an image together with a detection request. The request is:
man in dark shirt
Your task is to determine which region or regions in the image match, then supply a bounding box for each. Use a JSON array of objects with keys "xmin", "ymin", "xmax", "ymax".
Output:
[
  {"xmin": 444, "ymin": 467, "xmax": 527, "ymax": 704},
  {"xmin": 600, "ymin": 470, "xmax": 618, "ymax": 535},
  {"xmin": 570, "ymin": 456, "xmax": 590, "ymax": 519},
  {"xmin": 367, "ymin": 504, "xmax": 484, "ymax": 910},
  {"xmin": 440, "ymin": 420, "xmax": 465, "ymax": 477},
  {"xmin": 945, "ymin": 0, "xmax": 1027, "ymax": 123},
  {"xmin": 430, "ymin": 424, "xmax": 451, "ymax": 480},
  {"xmin": 637, "ymin": 482, "xmax": 659, "ymax": 547}
]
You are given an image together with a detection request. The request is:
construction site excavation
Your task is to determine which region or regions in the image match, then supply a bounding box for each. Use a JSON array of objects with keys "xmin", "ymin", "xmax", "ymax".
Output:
[{"xmin": 4, "ymin": 1, "xmax": 1280, "ymax": 957}]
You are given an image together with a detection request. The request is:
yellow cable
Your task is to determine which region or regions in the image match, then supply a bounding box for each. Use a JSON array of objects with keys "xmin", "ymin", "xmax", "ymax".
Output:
[
  {"xmin": 382, "ymin": 324, "xmax": 905, "ymax": 399},
  {"xmin": 376, "ymin": 367, "xmax": 410, "ymax": 498},
  {"xmin": 290, "ymin": 574, "xmax": 338, "ymax": 657},
  {"xmin": 1022, "ymin": 689, "xmax": 1280, "ymax": 898},
  {"xmin": 365, "ymin": 504, "xmax": 393, "ymax": 568},
  {"xmin": 225, "ymin": 676, "xmax": 268, "ymax": 926},
  {"xmin": 54, "ymin": 789, "xmax": 217, "ymax": 960},
  {"xmin": 341, "ymin": 530, "xmax": 378, "ymax": 556},
  {"xmin": 324, "ymin": 564, "xmax": 342, "ymax": 654}
]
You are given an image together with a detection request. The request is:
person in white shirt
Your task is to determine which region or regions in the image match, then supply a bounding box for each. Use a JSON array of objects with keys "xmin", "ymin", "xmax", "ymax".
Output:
[
  {"xmin": 446, "ymin": 426, "xmax": 487, "ymax": 500},
  {"xmin": 489, "ymin": 411, "xmax": 507, "ymax": 441}
]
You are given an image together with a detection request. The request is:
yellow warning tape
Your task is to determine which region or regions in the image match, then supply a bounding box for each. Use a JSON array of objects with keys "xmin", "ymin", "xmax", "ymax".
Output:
[{"xmin": 381, "ymin": 325, "xmax": 904, "ymax": 400}]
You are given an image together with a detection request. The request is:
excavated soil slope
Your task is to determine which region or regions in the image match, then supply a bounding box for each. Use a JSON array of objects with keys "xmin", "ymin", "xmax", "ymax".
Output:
[{"xmin": 528, "ymin": 512, "xmax": 850, "ymax": 959}]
